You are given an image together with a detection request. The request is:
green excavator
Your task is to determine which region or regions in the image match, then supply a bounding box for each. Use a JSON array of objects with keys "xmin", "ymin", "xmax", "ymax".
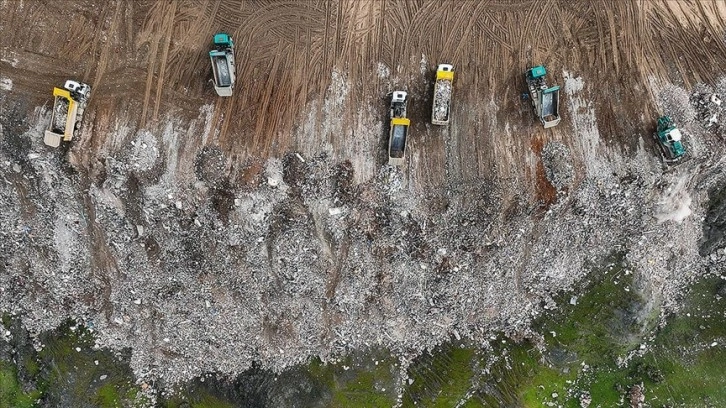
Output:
[{"xmin": 654, "ymin": 116, "xmax": 686, "ymax": 163}]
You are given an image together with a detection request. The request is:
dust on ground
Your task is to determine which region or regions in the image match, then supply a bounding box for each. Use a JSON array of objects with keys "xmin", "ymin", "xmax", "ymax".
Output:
[{"xmin": 1, "ymin": 0, "xmax": 726, "ymax": 397}]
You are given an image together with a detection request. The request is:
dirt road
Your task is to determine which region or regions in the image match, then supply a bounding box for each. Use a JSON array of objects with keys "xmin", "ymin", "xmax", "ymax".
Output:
[{"xmin": 2, "ymin": 0, "xmax": 726, "ymax": 387}]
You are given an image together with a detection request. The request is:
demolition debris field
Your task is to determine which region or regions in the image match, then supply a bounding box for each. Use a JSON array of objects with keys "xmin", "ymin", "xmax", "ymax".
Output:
[{"xmin": 2, "ymin": 0, "xmax": 726, "ymax": 390}]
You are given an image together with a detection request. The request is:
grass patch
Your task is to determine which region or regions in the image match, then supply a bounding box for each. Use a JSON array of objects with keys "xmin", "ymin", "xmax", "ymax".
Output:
[
  {"xmin": 536, "ymin": 256, "xmax": 646, "ymax": 367},
  {"xmin": 633, "ymin": 275, "xmax": 726, "ymax": 406},
  {"xmin": 311, "ymin": 350, "xmax": 398, "ymax": 408},
  {"xmin": 34, "ymin": 320, "xmax": 141, "ymax": 408},
  {"xmin": 0, "ymin": 361, "xmax": 40, "ymax": 408},
  {"xmin": 402, "ymin": 344, "xmax": 476, "ymax": 407}
]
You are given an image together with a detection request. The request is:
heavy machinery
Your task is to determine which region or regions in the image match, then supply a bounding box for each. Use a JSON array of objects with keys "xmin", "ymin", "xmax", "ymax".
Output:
[
  {"xmin": 431, "ymin": 63, "xmax": 454, "ymax": 125},
  {"xmin": 44, "ymin": 80, "xmax": 91, "ymax": 147},
  {"xmin": 654, "ymin": 116, "xmax": 686, "ymax": 162},
  {"xmin": 525, "ymin": 65, "xmax": 561, "ymax": 128},
  {"xmin": 209, "ymin": 32, "xmax": 236, "ymax": 96},
  {"xmin": 388, "ymin": 91, "xmax": 410, "ymax": 166}
]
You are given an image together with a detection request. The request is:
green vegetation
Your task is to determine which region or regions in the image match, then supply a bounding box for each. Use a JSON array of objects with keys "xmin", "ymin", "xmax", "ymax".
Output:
[
  {"xmin": 163, "ymin": 394, "xmax": 234, "ymax": 408},
  {"xmin": 0, "ymin": 319, "xmax": 143, "ymax": 408},
  {"xmin": 398, "ymin": 255, "xmax": 725, "ymax": 407},
  {"xmin": 329, "ymin": 354, "xmax": 397, "ymax": 408},
  {"xmin": 304, "ymin": 350, "xmax": 397, "ymax": 408},
  {"xmin": 0, "ymin": 360, "xmax": 41, "ymax": 408},
  {"xmin": 403, "ymin": 344, "xmax": 477, "ymax": 407},
  {"xmin": 633, "ymin": 276, "xmax": 726, "ymax": 406},
  {"xmin": 36, "ymin": 321, "xmax": 141, "ymax": 408}
]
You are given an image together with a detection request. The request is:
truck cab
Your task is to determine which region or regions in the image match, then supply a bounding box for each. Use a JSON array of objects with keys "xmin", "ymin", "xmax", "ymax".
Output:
[{"xmin": 388, "ymin": 91, "xmax": 410, "ymax": 166}]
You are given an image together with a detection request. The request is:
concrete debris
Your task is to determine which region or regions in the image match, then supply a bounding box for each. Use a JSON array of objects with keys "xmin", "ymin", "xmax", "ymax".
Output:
[
  {"xmin": 579, "ymin": 391, "xmax": 592, "ymax": 408},
  {"xmin": 688, "ymin": 79, "xmax": 726, "ymax": 140},
  {"xmin": 628, "ymin": 383, "xmax": 645, "ymax": 408},
  {"xmin": 433, "ymin": 79, "xmax": 452, "ymax": 122},
  {"xmin": 541, "ymin": 141, "xmax": 574, "ymax": 191}
]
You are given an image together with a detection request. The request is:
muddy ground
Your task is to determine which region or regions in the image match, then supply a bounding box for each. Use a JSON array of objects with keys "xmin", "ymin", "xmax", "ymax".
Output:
[{"xmin": 2, "ymin": 0, "xmax": 726, "ymax": 396}]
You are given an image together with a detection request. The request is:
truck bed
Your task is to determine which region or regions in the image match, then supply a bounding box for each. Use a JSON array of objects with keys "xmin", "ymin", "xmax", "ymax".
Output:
[
  {"xmin": 389, "ymin": 125, "xmax": 407, "ymax": 158},
  {"xmin": 51, "ymin": 97, "xmax": 69, "ymax": 133},
  {"xmin": 432, "ymin": 79, "xmax": 452, "ymax": 124},
  {"xmin": 542, "ymin": 91, "xmax": 556, "ymax": 118},
  {"xmin": 212, "ymin": 55, "xmax": 232, "ymax": 87}
]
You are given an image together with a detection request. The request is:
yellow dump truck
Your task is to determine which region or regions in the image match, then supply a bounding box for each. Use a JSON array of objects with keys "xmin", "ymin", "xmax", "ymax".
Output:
[
  {"xmin": 44, "ymin": 80, "xmax": 91, "ymax": 147},
  {"xmin": 431, "ymin": 64, "xmax": 454, "ymax": 125},
  {"xmin": 388, "ymin": 91, "xmax": 410, "ymax": 166}
]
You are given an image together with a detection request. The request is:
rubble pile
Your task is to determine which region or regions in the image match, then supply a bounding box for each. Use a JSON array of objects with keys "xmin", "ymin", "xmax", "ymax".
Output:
[
  {"xmin": 51, "ymin": 97, "xmax": 68, "ymax": 131},
  {"xmin": 690, "ymin": 78, "xmax": 726, "ymax": 139},
  {"xmin": 1, "ymin": 79, "xmax": 725, "ymax": 388},
  {"xmin": 656, "ymin": 83, "xmax": 696, "ymax": 128},
  {"xmin": 541, "ymin": 141, "xmax": 574, "ymax": 191},
  {"xmin": 433, "ymin": 79, "xmax": 451, "ymax": 122}
]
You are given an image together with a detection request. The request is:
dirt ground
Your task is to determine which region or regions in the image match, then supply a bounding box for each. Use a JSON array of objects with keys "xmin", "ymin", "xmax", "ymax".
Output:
[
  {"xmin": 2, "ymin": 0, "xmax": 726, "ymax": 392},
  {"xmin": 2, "ymin": 0, "xmax": 725, "ymax": 192}
]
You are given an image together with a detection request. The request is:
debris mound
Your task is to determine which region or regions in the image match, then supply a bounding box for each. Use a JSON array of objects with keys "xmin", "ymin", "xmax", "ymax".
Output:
[{"xmin": 541, "ymin": 141, "xmax": 574, "ymax": 191}]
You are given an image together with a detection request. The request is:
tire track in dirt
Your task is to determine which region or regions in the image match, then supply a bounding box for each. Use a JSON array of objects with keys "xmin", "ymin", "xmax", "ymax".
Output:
[
  {"xmin": 81, "ymin": 3, "xmax": 111, "ymax": 84},
  {"xmin": 252, "ymin": 41, "xmax": 285, "ymax": 154},
  {"xmin": 604, "ymin": 2, "xmax": 620, "ymax": 75},
  {"xmin": 450, "ymin": 1, "xmax": 487, "ymax": 62},
  {"xmin": 219, "ymin": 93, "xmax": 236, "ymax": 145},
  {"xmin": 474, "ymin": 14, "xmax": 513, "ymax": 55},
  {"xmin": 697, "ymin": 0, "xmax": 726, "ymax": 58},
  {"xmin": 213, "ymin": 1, "xmax": 326, "ymax": 157},
  {"xmin": 402, "ymin": 1, "xmax": 437, "ymax": 61},
  {"xmin": 152, "ymin": 0, "xmax": 177, "ymax": 122},
  {"xmin": 635, "ymin": 1, "xmax": 664, "ymax": 95},
  {"xmin": 374, "ymin": 0, "xmax": 386, "ymax": 90},
  {"xmin": 333, "ymin": 0, "xmax": 344, "ymax": 64},
  {"xmin": 91, "ymin": 0, "xmax": 123, "ymax": 95},
  {"xmin": 518, "ymin": 0, "xmax": 540, "ymax": 64},
  {"xmin": 322, "ymin": 1, "xmax": 332, "ymax": 69},
  {"xmin": 139, "ymin": 2, "xmax": 168, "ymax": 128},
  {"xmin": 529, "ymin": 0, "xmax": 553, "ymax": 63}
]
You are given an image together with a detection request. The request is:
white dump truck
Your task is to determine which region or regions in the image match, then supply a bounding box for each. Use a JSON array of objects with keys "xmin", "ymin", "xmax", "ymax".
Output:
[
  {"xmin": 44, "ymin": 80, "xmax": 91, "ymax": 147},
  {"xmin": 209, "ymin": 33, "xmax": 236, "ymax": 97},
  {"xmin": 525, "ymin": 65, "xmax": 561, "ymax": 128},
  {"xmin": 388, "ymin": 91, "xmax": 410, "ymax": 166},
  {"xmin": 431, "ymin": 64, "xmax": 454, "ymax": 125}
]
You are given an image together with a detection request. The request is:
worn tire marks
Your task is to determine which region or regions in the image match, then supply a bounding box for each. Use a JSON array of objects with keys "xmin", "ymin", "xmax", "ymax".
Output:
[
  {"xmin": 91, "ymin": 0, "xmax": 123, "ymax": 94},
  {"xmin": 152, "ymin": 1, "xmax": 177, "ymax": 122},
  {"xmin": 138, "ymin": 1, "xmax": 176, "ymax": 127}
]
